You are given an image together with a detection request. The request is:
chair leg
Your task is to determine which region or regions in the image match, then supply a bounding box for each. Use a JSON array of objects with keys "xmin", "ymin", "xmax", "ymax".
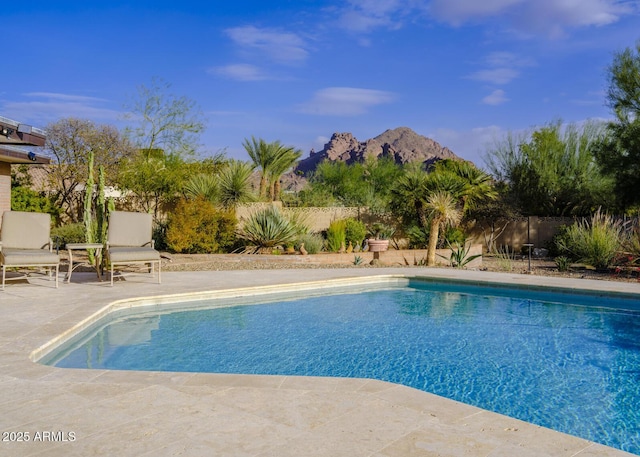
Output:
[
  {"xmin": 2, "ymin": 266, "xmax": 5, "ymax": 291},
  {"xmin": 110, "ymin": 263, "xmax": 114, "ymax": 286},
  {"xmin": 55, "ymin": 265, "xmax": 59, "ymax": 288}
]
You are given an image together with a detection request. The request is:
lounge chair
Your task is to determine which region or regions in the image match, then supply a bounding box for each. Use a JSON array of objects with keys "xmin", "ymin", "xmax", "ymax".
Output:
[
  {"xmin": 0, "ymin": 211, "xmax": 60, "ymax": 290},
  {"xmin": 105, "ymin": 211, "xmax": 161, "ymax": 286}
]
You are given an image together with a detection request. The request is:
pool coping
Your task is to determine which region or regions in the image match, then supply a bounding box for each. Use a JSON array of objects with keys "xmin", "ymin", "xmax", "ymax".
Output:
[{"xmin": 1, "ymin": 267, "xmax": 638, "ymax": 456}]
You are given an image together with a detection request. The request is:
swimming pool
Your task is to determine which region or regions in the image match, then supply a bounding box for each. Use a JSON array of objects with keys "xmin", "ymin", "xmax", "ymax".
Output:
[{"xmin": 42, "ymin": 279, "xmax": 640, "ymax": 454}]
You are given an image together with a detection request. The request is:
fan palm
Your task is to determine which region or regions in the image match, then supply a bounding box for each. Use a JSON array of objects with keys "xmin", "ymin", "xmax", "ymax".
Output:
[
  {"xmin": 268, "ymin": 144, "xmax": 302, "ymax": 201},
  {"xmin": 242, "ymin": 136, "xmax": 271, "ymax": 198}
]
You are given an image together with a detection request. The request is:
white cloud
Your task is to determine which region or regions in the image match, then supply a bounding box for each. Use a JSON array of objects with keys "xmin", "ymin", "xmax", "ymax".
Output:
[
  {"xmin": 2, "ymin": 92, "xmax": 121, "ymax": 125},
  {"xmin": 210, "ymin": 64, "xmax": 269, "ymax": 81},
  {"xmin": 337, "ymin": 0, "xmax": 429, "ymax": 33},
  {"xmin": 297, "ymin": 87, "xmax": 396, "ymax": 116},
  {"xmin": 429, "ymin": 0, "xmax": 633, "ymax": 36},
  {"xmin": 225, "ymin": 26, "xmax": 308, "ymax": 64},
  {"xmin": 468, "ymin": 68, "xmax": 520, "ymax": 85},
  {"xmin": 429, "ymin": 0, "xmax": 523, "ymax": 25},
  {"xmin": 482, "ymin": 89, "xmax": 509, "ymax": 105},
  {"xmin": 467, "ymin": 51, "xmax": 535, "ymax": 85}
]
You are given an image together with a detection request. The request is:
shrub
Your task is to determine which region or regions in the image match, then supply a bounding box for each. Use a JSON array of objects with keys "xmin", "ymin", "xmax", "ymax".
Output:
[
  {"xmin": 51, "ymin": 223, "xmax": 86, "ymax": 248},
  {"xmin": 153, "ymin": 219, "xmax": 169, "ymax": 251},
  {"xmin": 166, "ymin": 197, "xmax": 237, "ymax": 253},
  {"xmin": 344, "ymin": 218, "xmax": 367, "ymax": 249},
  {"xmin": 555, "ymin": 256, "xmax": 571, "ymax": 272},
  {"xmin": 296, "ymin": 233, "xmax": 323, "ymax": 254},
  {"xmin": 406, "ymin": 225, "xmax": 429, "ymax": 249},
  {"xmin": 326, "ymin": 219, "xmax": 347, "ymax": 252},
  {"xmin": 557, "ymin": 210, "xmax": 625, "ymax": 270},
  {"xmin": 550, "ymin": 225, "xmax": 573, "ymax": 258},
  {"xmin": 237, "ymin": 205, "xmax": 301, "ymax": 253},
  {"xmin": 442, "ymin": 226, "xmax": 466, "ymax": 248}
]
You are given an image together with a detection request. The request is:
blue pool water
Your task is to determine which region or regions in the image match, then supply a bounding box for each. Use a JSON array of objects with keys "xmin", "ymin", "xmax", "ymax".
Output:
[{"xmin": 47, "ymin": 282, "xmax": 640, "ymax": 454}]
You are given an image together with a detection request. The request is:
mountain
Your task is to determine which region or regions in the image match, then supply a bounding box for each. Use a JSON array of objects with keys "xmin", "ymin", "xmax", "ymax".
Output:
[{"xmin": 294, "ymin": 127, "xmax": 460, "ymax": 176}]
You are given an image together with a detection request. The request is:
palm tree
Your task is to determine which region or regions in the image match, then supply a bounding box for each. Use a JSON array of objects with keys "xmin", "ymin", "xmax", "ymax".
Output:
[
  {"xmin": 268, "ymin": 145, "xmax": 302, "ymax": 201},
  {"xmin": 242, "ymin": 136, "xmax": 271, "ymax": 199},
  {"xmin": 432, "ymin": 159, "xmax": 497, "ymax": 213},
  {"xmin": 425, "ymin": 191, "xmax": 462, "ymax": 266},
  {"xmin": 243, "ymin": 137, "xmax": 302, "ymax": 201}
]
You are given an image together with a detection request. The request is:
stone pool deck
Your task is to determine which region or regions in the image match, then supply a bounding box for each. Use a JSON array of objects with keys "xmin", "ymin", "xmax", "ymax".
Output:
[{"xmin": 1, "ymin": 268, "xmax": 638, "ymax": 456}]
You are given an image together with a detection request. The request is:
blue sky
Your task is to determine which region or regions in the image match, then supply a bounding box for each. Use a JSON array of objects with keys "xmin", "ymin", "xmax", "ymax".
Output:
[{"xmin": 2, "ymin": 0, "xmax": 639, "ymax": 168}]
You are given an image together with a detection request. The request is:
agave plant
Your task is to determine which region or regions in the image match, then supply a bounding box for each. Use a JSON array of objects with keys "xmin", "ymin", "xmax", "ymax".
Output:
[
  {"xmin": 237, "ymin": 206, "xmax": 302, "ymax": 253},
  {"xmin": 438, "ymin": 240, "xmax": 481, "ymax": 269}
]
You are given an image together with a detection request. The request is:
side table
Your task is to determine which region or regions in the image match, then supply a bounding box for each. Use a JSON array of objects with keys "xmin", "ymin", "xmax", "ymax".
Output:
[{"xmin": 65, "ymin": 243, "xmax": 104, "ymax": 283}]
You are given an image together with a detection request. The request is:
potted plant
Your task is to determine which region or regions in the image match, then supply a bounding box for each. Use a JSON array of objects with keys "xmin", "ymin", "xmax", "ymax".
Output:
[{"xmin": 367, "ymin": 222, "xmax": 395, "ymax": 252}]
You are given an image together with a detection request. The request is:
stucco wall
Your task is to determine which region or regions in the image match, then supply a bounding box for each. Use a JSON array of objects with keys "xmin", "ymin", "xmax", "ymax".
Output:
[{"xmin": 0, "ymin": 162, "xmax": 11, "ymax": 221}]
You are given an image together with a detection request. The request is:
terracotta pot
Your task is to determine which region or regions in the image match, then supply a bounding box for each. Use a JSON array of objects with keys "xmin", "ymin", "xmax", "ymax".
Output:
[{"xmin": 367, "ymin": 239, "xmax": 389, "ymax": 252}]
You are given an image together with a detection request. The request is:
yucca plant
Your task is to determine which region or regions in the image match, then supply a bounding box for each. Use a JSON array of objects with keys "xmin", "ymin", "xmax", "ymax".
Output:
[
  {"xmin": 237, "ymin": 206, "xmax": 302, "ymax": 254},
  {"xmin": 557, "ymin": 209, "xmax": 626, "ymax": 270}
]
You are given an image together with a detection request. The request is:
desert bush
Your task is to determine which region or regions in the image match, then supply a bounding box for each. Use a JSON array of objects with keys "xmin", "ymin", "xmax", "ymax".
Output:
[
  {"xmin": 405, "ymin": 225, "xmax": 429, "ymax": 249},
  {"xmin": 237, "ymin": 205, "xmax": 301, "ymax": 253},
  {"xmin": 555, "ymin": 256, "xmax": 571, "ymax": 272},
  {"xmin": 51, "ymin": 223, "xmax": 86, "ymax": 248},
  {"xmin": 166, "ymin": 197, "xmax": 236, "ymax": 253},
  {"xmin": 556, "ymin": 210, "xmax": 625, "ymax": 270},
  {"xmin": 344, "ymin": 218, "xmax": 367, "ymax": 248},
  {"xmin": 296, "ymin": 232, "xmax": 324, "ymax": 254},
  {"xmin": 326, "ymin": 219, "xmax": 347, "ymax": 252}
]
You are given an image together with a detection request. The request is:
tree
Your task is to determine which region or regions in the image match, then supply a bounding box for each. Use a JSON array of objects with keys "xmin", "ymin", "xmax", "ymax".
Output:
[
  {"xmin": 44, "ymin": 118, "xmax": 134, "ymax": 223},
  {"xmin": 301, "ymin": 157, "xmax": 402, "ymax": 209},
  {"xmin": 267, "ymin": 145, "xmax": 302, "ymax": 201},
  {"xmin": 425, "ymin": 192, "xmax": 462, "ymax": 266},
  {"xmin": 119, "ymin": 79, "xmax": 207, "ymax": 217},
  {"xmin": 124, "ymin": 78, "xmax": 205, "ymax": 157},
  {"xmin": 594, "ymin": 41, "xmax": 640, "ymax": 212},
  {"xmin": 243, "ymin": 137, "xmax": 302, "ymax": 201},
  {"xmin": 485, "ymin": 120, "xmax": 613, "ymax": 216}
]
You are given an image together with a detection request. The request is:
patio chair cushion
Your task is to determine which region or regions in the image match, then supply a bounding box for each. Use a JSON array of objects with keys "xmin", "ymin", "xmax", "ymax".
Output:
[
  {"xmin": 108, "ymin": 211, "xmax": 154, "ymax": 247},
  {"xmin": 1, "ymin": 211, "xmax": 52, "ymax": 250},
  {"xmin": 1, "ymin": 249, "xmax": 60, "ymax": 266},
  {"xmin": 108, "ymin": 246, "xmax": 160, "ymax": 263}
]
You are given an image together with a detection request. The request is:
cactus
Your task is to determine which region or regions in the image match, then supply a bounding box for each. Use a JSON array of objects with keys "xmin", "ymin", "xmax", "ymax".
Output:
[
  {"xmin": 96, "ymin": 165, "xmax": 107, "ymax": 245},
  {"xmin": 83, "ymin": 151, "xmax": 96, "ymax": 263}
]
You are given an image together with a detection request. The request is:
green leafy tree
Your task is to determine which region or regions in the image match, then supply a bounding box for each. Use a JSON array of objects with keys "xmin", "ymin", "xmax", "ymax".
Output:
[
  {"xmin": 117, "ymin": 152, "xmax": 188, "ymax": 217},
  {"xmin": 10, "ymin": 165, "xmax": 60, "ymax": 217},
  {"xmin": 120, "ymin": 78, "xmax": 206, "ymax": 218},
  {"xmin": 485, "ymin": 120, "xmax": 613, "ymax": 216},
  {"xmin": 124, "ymin": 77, "xmax": 205, "ymax": 157},
  {"xmin": 594, "ymin": 41, "xmax": 640, "ymax": 212}
]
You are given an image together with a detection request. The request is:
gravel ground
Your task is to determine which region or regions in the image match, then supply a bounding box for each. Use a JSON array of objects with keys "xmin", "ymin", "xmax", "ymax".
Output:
[{"xmin": 159, "ymin": 252, "xmax": 640, "ymax": 284}]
